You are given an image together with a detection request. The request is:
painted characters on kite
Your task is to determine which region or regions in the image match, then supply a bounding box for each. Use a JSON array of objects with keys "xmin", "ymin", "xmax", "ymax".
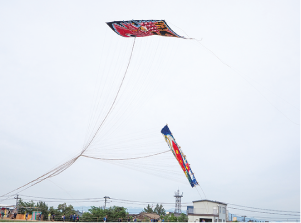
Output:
[
  {"xmin": 106, "ymin": 20, "xmax": 183, "ymax": 38},
  {"xmin": 161, "ymin": 125, "xmax": 198, "ymax": 187}
]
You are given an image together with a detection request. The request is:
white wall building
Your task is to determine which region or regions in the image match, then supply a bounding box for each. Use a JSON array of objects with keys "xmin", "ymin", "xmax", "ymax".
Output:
[{"xmin": 187, "ymin": 199, "xmax": 228, "ymax": 222}]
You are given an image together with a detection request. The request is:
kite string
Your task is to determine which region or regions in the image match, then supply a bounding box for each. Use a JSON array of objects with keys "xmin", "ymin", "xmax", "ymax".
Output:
[
  {"xmin": 84, "ymin": 36, "xmax": 131, "ymax": 146},
  {"xmin": 193, "ymin": 40, "xmax": 300, "ymax": 126},
  {"xmin": 169, "ymin": 21, "xmax": 299, "ymax": 125},
  {"xmin": 82, "ymin": 150, "xmax": 170, "ymax": 160},
  {"xmin": 82, "ymin": 37, "xmax": 137, "ymax": 153},
  {"xmin": 195, "ymin": 186, "xmax": 209, "ymax": 214},
  {"xmin": 1, "ymin": 38, "xmax": 137, "ymax": 197}
]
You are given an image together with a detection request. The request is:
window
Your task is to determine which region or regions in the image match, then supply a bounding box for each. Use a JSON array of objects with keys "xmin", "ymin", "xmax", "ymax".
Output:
[
  {"xmin": 213, "ymin": 207, "xmax": 217, "ymax": 214},
  {"xmin": 223, "ymin": 207, "xmax": 226, "ymax": 214}
]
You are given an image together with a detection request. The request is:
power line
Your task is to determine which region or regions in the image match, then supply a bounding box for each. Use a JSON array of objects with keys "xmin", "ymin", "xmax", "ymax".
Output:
[
  {"xmin": 228, "ymin": 207, "xmax": 300, "ymax": 216},
  {"xmin": 228, "ymin": 203, "xmax": 300, "ymax": 213}
]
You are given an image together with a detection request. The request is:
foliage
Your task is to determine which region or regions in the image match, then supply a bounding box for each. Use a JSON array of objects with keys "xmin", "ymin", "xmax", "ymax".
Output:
[
  {"xmin": 168, "ymin": 213, "xmax": 178, "ymax": 222},
  {"xmin": 49, "ymin": 206, "xmax": 60, "ymax": 216},
  {"xmin": 154, "ymin": 204, "xmax": 165, "ymax": 216},
  {"xmin": 18, "ymin": 199, "xmax": 76, "ymax": 221},
  {"xmin": 81, "ymin": 206, "xmax": 128, "ymax": 222},
  {"xmin": 18, "ymin": 199, "xmax": 38, "ymax": 214},
  {"xmin": 143, "ymin": 204, "xmax": 153, "ymax": 213},
  {"xmin": 161, "ymin": 213, "xmax": 188, "ymax": 222},
  {"xmin": 177, "ymin": 213, "xmax": 188, "ymax": 222},
  {"xmin": 35, "ymin": 201, "xmax": 49, "ymax": 216},
  {"xmin": 57, "ymin": 203, "xmax": 76, "ymax": 216}
]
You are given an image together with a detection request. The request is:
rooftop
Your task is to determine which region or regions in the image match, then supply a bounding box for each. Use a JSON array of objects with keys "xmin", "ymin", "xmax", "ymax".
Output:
[{"xmin": 192, "ymin": 199, "xmax": 227, "ymax": 205}]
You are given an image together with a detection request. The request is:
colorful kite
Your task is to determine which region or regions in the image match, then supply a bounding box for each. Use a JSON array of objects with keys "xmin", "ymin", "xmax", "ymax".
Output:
[
  {"xmin": 161, "ymin": 125, "xmax": 198, "ymax": 187},
  {"xmin": 106, "ymin": 20, "xmax": 183, "ymax": 38}
]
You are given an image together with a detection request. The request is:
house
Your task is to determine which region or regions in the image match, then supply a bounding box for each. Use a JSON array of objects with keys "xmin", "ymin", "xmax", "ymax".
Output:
[
  {"xmin": 0, "ymin": 204, "xmax": 15, "ymax": 218},
  {"xmin": 131, "ymin": 212, "xmax": 160, "ymax": 221},
  {"xmin": 187, "ymin": 199, "xmax": 228, "ymax": 222}
]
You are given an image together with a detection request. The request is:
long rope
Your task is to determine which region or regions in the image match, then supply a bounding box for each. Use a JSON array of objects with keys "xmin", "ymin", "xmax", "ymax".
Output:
[
  {"xmin": 82, "ymin": 150, "xmax": 169, "ymax": 160},
  {"xmin": 0, "ymin": 38, "xmax": 137, "ymax": 198},
  {"xmin": 81, "ymin": 37, "xmax": 137, "ymax": 153}
]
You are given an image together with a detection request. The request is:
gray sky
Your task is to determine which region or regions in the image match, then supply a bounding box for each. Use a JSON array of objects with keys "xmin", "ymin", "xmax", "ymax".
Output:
[{"xmin": 0, "ymin": 0, "xmax": 299, "ymax": 220}]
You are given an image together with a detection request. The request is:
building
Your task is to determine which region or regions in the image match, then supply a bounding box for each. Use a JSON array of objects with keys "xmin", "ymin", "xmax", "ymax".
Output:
[
  {"xmin": 0, "ymin": 204, "xmax": 15, "ymax": 218},
  {"xmin": 187, "ymin": 199, "xmax": 228, "ymax": 222},
  {"xmin": 131, "ymin": 212, "xmax": 160, "ymax": 221}
]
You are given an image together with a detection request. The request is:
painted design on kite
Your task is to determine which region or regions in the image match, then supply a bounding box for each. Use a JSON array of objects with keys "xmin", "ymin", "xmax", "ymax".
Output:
[
  {"xmin": 106, "ymin": 20, "xmax": 183, "ymax": 38},
  {"xmin": 161, "ymin": 125, "xmax": 198, "ymax": 188}
]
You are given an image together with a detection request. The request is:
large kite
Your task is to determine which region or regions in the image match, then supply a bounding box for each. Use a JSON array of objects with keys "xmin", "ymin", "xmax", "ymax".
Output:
[
  {"xmin": 161, "ymin": 125, "xmax": 198, "ymax": 187},
  {"xmin": 106, "ymin": 20, "xmax": 183, "ymax": 38}
]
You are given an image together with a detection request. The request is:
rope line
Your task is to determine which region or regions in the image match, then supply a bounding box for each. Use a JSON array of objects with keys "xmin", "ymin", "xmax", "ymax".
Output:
[
  {"xmin": 82, "ymin": 150, "xmax": 170, "ymax": 160},
  {"xmin": 0, "ymin": 38, "xmax": 137, "ymax": 198}
]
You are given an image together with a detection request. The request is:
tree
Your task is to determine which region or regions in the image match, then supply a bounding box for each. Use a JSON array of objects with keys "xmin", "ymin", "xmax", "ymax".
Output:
[
  {"xmin": 18, "ymin": 199, "xmax": 36, "ymax": 214},
  {"xmin": 143, "ymin": 204, "xmax": 153, "ymax": 213},
  {"xmin": 49, "ymin": 206, "xmax": 60, "ymax": 216},
  {"xmin": 167, "ymin": 213, "xmax": 178, "ymax": 222},
  {"xmin": 36, "ymin": 201, "xmax": 49, "ymax": 216},
  {"xmin": 154, "ymin": 204, "xmax": 165, "ymax": 216},
  {"xmin": 57, "ymin": 203, "xmax": 75, "ymax": 216},
  {"xmin": 177, "ymin": 213, "xmax": 188, "ymax": 222},
  {"xmin": 81, "ymin": 206, "xmax": 128, "ymax": 222}
]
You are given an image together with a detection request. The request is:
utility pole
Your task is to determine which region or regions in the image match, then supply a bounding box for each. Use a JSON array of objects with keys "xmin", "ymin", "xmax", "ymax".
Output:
[
  {"xmin": 104, "ymin": 196, "xmax": 110, "ymax": 209},
  {"xmin": 14, "ymin": 194, "xmax": 20, "ymax": 213},
  {"xmin": 242, "ymin": 216, "xmax": 247, "ymax": 222}
]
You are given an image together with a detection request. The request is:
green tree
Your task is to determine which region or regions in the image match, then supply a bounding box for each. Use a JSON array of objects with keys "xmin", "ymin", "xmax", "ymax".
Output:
[
  {"xmin": 177, "ymin": 213, "xmax": 188, "ymax": 222},
  {"xmin": 49, "ymin": 206, "xmax": 60, "ymax": 216},
  {"xmin": 36, "ymin": 201, "xmax": 49, "ymax": 217},
  {"xmin": 143, "ymin": 204, "xmax": 153, "ymax": 213},
  {"xmin": 154, "ymin": 204, "xmax": 165, "ymax": 216},
  {"xmin": 168, "ymin": 213, "xmax": 178, "ymax": 222},
  {"xmin": 81, "ymin": 206, "xmax": 128, "ymax": 222},
  {"xmin": 18, "ymin": 199, "xmax": 36, "ymax": 214},
  {"xmin": 108, "ymin": 206, "xmax": 128, "ymax": 221},
  {"xmin": 57, "ymin": 203, "xmax": 75, "ymax": 216}
]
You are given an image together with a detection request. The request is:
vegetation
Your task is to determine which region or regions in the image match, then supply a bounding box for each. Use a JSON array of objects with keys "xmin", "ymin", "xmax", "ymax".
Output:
[
  {"xmin": 154, "ymin": 204, "xmax": 166, "ymax": 216},
  {"xmin": 16, "ymin": 200, "xmax": 188, "ymax": 222},
  {"xmin": 81, "ymin": 206, "xmax": 128, "ymax": 222},
  {"xmin": 143, "ymin": 204, "xmax": 153, "ymax": 213},
  {"xmin": 17, "ymin": 199, "xmax": 75, "ymax": 220},
  {"xmin": 177, "ymin": 213, "xmax": 188, "ymax": 222},
  {"xmin": 143, "ymin": 203, "xmax": 166, "ymax": 216},
  {"xmin": 160, "ymin": 212, "xmax": 188, "ymax": 222}
]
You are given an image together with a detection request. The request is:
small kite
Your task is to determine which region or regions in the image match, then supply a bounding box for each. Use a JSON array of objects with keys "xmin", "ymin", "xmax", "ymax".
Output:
[
  {"xmin": 161, "ymin": 125, "xmax": 198, "ymax": 187},
  {"xmin": 106, "ymin": 20, "xmax": 183, "ymax": 38}
]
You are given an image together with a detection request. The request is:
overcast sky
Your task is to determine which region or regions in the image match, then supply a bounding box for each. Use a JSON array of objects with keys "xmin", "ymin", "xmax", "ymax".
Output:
[{"xmin": 0, "ymin": 0, "xmax": 299, "ymax": 221}]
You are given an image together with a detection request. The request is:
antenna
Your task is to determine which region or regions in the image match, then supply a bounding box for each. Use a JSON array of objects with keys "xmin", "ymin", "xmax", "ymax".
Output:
[{"xmin": 174, "ymin": 189, "xmax": 183, "ymax": 214}]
